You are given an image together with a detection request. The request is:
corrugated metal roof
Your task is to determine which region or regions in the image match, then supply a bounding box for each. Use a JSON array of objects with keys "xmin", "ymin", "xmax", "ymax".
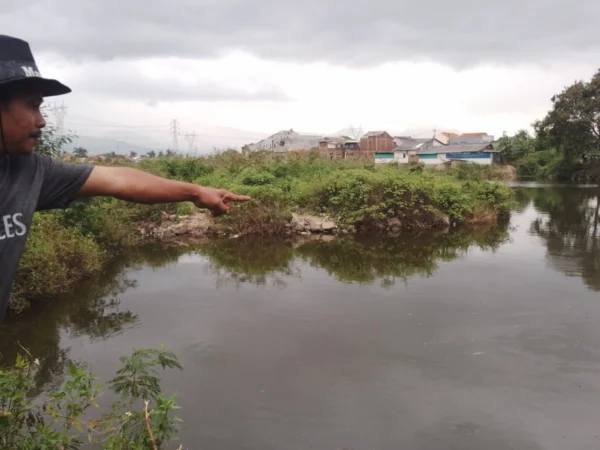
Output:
[
  {"xmin": 393, "ymin": 138, "xmax": 432, "ymax": 151},
  {"xmin": 434, "ymin": 134, "xmax": 450, "ymax": 145},
  {"xmin": 416, "ymin": 143, "xmax": 497, "ymax": 155},
  {"xmin": 320, "ymin": 136, "xmax": 354, "ymax": 143},
  {"xmin": 441, "ymin": 132, "xmax": 459, "ymax": 138},
  {"xmin": 460, "ymin": 132, "xmax": 489, "ymax": 138},
  {"xmin": 362, "ymin": 131, "xmax": 388, "ymax": 138}
]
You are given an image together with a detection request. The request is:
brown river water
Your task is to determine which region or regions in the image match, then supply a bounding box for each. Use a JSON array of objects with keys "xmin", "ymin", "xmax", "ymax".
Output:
[{"xmin": 2, "ymin": 183, "xmax": 600, "ymax": 449}]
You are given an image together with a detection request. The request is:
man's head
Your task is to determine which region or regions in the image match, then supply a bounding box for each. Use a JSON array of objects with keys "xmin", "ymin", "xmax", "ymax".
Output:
[
  {"xmin": 0, "ymin": 81, "xmax": 46, "ymax": 155},
  {"xmin": 0, "ymin": 35, "xmax": 71, "ymax": 156}
]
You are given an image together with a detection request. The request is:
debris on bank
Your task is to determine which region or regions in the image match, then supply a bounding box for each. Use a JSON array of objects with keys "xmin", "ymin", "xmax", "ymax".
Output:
[{"xmin": 137, "ymin": 210, "xmax": 460, "ymax": 243}]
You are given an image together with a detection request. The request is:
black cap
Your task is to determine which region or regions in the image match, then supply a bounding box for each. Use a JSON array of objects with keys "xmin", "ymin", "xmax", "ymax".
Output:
[{"xmin": 0, "ymin": 35, "xmax": 71, "ymax": 97}]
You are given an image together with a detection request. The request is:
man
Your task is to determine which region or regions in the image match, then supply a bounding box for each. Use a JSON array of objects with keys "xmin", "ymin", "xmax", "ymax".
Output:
[{"xmin": 0, "ymin": 35, "xmax": 251, "ymax": 321}]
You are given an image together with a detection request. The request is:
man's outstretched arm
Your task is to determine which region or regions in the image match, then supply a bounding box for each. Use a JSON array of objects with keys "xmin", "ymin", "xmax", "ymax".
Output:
[{"xmin": 75, "ymin": 166, "xmax": 251, "ymax": 216}]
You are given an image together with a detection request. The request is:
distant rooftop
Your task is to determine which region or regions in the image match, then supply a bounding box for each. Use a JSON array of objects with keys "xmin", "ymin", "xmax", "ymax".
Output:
[
  {"xmin": 417, "ymin": 142, "xmax": 497, "ymax": 155},
  {"xmin": 459, "ymin": 132, "xmax": 489, "ymax": 138},
  {"xmin": 362, "ymin": 131, "xmax": 389, "ymax": 138},
  {"xmin": 393, "ymin": 138, "xmax": 432, "ymax": 151}
]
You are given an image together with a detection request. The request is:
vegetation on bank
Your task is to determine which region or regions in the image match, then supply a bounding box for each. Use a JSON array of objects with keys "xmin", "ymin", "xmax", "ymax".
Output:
[
  {"xmin": 497, "ymin": 69, "xmax": 600, "ymax": 181},
  {"xmin": 134, "ymin": 151, "xmax": 514, "ymax": 231},
  {"xmin": 0, "ymin": 346, "xmax": 184, "ymax": 449}
]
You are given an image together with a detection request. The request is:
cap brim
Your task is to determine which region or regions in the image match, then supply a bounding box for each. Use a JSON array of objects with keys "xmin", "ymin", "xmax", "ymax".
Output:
[
  {"xmin": 0, "ymin": 76, "xmax": 71, "ymax": 97},
  {"xmin": 36, "ymin": 77, "xmax": 71, "ymax": 97}
]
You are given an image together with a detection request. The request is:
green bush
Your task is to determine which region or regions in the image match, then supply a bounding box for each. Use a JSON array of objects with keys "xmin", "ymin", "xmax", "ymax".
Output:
[
  {"xmin": 10, "ymin": 213, "xmax": 103, "ymax": 314},
  {"xmin": 516, "ymin": 149, "xmax": 562, "ymax": 178},
  {"xmin": 0, "ymin": 347, "xmax": 184, "ymax": 449}
]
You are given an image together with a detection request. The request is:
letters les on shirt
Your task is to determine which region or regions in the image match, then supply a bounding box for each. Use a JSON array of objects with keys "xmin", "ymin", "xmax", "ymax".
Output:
[{"xmin": 0, "ymin": 213, "xmax": 27, "ymax": 240}]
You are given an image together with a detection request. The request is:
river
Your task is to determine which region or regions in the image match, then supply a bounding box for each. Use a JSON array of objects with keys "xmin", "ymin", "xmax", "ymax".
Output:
[{"xmin": 2, "ymin": 183, "xmax": 600, "ymax": 449}]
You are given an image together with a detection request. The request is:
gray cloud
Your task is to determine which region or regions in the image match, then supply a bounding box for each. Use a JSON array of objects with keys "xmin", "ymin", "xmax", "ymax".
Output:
[
  {"xmin": 2, "ymin": 0, "xmax": 599, "ymax": 67},
  {"xmin": 66, "ymin": 64, "xmax": 291, "ymax": 103}
]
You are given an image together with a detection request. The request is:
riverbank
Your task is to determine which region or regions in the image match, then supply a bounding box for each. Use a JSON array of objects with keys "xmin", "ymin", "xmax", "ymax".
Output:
[{"xmin": 9, "ymin": 153, "xmax": 514, "ymax": 316}]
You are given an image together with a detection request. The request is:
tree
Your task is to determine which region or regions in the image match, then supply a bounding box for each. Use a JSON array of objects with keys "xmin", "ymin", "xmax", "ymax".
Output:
[
  {"xmin": 129, "ymin": 151, "xmax": 138, "ymax": 158},
  {"xmin": 536, "ymin": 69, "xmax": 600, "ymax": 163},
  {"xmin": 147, "ymin": 150, "xmax": 156, "ymax": 158},
  {"xmin": 35, "ymin": 108, "xmax": 73, "ymax": 157},
  {"xmin": 73, "ymin": 147, "xmax": 88, "ymax": 158},
  {"xmin": 497, "ymin": 129, "xmax": 536, "ymax": 163},
  {"xmin": 166, "ymin": 149, "xmax": 176, "ymax": 157},
  {"xmin": 158, "ymin": 151, "xmax": 165, "ymax": 158}
]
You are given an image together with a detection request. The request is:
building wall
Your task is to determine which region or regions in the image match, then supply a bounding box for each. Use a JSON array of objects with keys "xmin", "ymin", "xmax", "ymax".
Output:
[
  {"xmin": 446, "ymin": 153, "xmax": 494, "ymax": 165},
  {"xmin": 374, "ymin": 152, "xmax": 395, "ymax": 164},
  {"xmin": 247, "ymin": 131, "xmax": 322, "ymax": 152},
  {"xmin": 360, "ymin": 133, "xmax": 395, "ymax": 155},
  {"xmin": 393, "ymin": 150, "xmax": 419, "ymax": 163},
  {"xmin": 394, "ymin": 151, "xmax": 409, "ymax": 162},
  {"xmin": 418, "ymin": 153, "xmax": 446, "ymax": 165},
  {"xmin": 322, "ymin": 148, "xmax": 346, "ymax": 160}
]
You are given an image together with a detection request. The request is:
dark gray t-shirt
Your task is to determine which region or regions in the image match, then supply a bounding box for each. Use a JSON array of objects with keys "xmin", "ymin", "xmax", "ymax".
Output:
[{"xmin": 0, "ymin": 154, "xmax": 93, "ymax": 320}]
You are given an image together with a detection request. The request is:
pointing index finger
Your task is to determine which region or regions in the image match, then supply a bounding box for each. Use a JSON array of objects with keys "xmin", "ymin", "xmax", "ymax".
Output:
[{"xmin": 226, "ymin": 193, "xmax": 252, "ymax": 202}]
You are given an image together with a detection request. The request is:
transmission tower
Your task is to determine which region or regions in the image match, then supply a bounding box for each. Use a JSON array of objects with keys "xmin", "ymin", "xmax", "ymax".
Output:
[
  {"xmin": 50, "ymin": 102, "xmax": 67, "ymax": 135},
  {"xmin": 184, "ymin": 131, "xmax": 197, "ymax": 154},
  {"xmin": 348, "ymin": 124, "xmax": 364, "ymax": 140},
  {"xmin": 169, "ymin": 119, "xmax": 180, "ymax": 152}
]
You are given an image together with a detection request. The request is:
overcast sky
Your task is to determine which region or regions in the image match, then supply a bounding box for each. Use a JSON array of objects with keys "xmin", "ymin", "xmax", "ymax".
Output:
[{"xmin": 2, "ymin": 0, "xmax": 599, "ymax": 151}]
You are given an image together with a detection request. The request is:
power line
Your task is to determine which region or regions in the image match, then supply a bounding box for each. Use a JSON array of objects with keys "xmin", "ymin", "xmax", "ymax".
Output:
[
  {"xmin": 184, "ymin": 131, "xmax": 197, "ymax": 153},
  {"xmin": 50, "ymin": 102, "xmax": 67, "ymax": 135},
  {"xmin": 67, "ymin": 122, "xmax": 169, "ymax": 129},
  {"xmin": 170, "ymin": 119, "xmax": 180, "ymax": 151}
]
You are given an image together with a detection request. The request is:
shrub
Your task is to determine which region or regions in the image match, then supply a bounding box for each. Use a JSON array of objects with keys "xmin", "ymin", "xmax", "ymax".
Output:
[
  {"xmin": 0, "ymin": 347, "xmax": 184, "ymax": 450},
  {"xmin": 10, "ymin": 213, "xmax": 103, "ymax": 314}
]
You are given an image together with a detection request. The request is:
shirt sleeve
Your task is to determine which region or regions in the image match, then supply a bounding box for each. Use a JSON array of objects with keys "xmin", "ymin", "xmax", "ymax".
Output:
[{"xmin": 35, "ymin": 154, "xmax": 94, "ymax": 211}]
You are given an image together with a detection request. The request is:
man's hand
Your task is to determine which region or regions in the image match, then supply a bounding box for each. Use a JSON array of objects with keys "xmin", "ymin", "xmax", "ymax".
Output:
[
  {"xmin": 76, "ymin": 166, "xmax": 252, "ymax": 213},
  {"xmin": 195, "ymin": 187, "xmax": 252, "ymax": 216}
]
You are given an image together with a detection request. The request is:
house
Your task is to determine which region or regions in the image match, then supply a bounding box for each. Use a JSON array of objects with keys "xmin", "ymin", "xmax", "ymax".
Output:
[
  {"xmin": 318, "ymin": 136, "xmax": 360, "ymax": 160},
  {"xmin": 243, "ymin": 129, "xmax": 323, "ymax": 153},
  {"xmin": 360, "ymin": 131, "xmax": 395, "ymax": 161},
  {"xmin": 410, "ymin": 142, "xmax": 500, "ymax": 165},
  {"xmin": 391, "ymin": 137, "xmax": 435, "ymax": 164}
]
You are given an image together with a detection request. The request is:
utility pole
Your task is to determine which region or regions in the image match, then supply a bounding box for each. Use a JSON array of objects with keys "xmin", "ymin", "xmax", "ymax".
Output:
[
  {"xmin": 184, "ymin": 131, "xmax": 197, "ymax": 154},
  {"xmin": 169, "ymin": 119, "xmax": 180, "ymax": 152},
  {"xmin": 50, "ymin": 101, "xmax": 67, "ymax": 135}
]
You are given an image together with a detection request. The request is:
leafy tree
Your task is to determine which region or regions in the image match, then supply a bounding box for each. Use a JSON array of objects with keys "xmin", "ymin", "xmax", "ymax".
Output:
[
  {"xmin": 535, "ymin": 69, "xmax": 600, "ymax": 163},
  {"xmin": 147, "ymin": 151, "xmax": 156, "ymax": 158},
  {"xmin": 129, "ymin": 151, "xmax": 138, "ymax": 158},
  {"xmin": 73, "ymin": 147, "xmax": 88, "ymax": 158},
  {"xmin": 158, "ymin": 151, "xmax": 164, "ymax": 158},
  {"xmin": 35, "ymin": 115, "xmax": 73, "ymax": 157},
  {"xmin": 497, "ymin": 129, "xmax": 536, "ymax": 163},
  {"xmin": 165, "ymin": 149, "xmax": 176, "ymax": 157}
]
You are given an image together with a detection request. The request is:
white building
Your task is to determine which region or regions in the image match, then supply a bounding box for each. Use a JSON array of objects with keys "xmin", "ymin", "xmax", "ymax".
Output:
[
  {"xmin": 398, "ymin": 143, "xmax": 500, "ymax": 165},
  {"xmin": 243, "ymin": 129, "xmax": 323, "ymax": 153}
]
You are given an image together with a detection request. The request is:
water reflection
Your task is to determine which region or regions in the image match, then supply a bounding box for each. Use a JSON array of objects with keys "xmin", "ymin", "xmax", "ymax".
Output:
[
  {"xmin": 295, "ymin": 230, "xmax": 508, "ymax": 286},
  {"xmin": 0, "ymin": 228, "xmax": 510, "ymax": 386},
  {"xmin": 200, "ymin": 238, "xmax": 299, "ymax": 288},
  {"xmin": 0, "ymin": 245, "xmax": 193, "ymax": 392},
  {"xmin": 520, "ymin": 186, "xmax": 600, "ymax": 291},
  {"xmin": 195, "ymin": 228, "xmax": 510, "ymax": 290}
]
